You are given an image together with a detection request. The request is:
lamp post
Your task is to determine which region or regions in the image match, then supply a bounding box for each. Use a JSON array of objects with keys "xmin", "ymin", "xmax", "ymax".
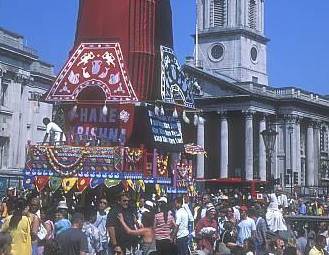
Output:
[{"xmin": 261, "ymin": 128, "xmax": 278, "ymax": 187}]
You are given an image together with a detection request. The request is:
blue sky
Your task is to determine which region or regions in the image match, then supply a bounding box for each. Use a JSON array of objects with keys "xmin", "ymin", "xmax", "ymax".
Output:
[{"xmin": 0, "ymin": 1, "xmax": 328, "ymax": 94}]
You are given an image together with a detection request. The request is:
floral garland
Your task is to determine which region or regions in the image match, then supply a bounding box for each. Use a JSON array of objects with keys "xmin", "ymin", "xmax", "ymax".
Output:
[
  {"xmin": 176, "ymin": 161, "xmax": 192, "ymax": 180},
  {"xmin": 125, "ymin": 148, "xmax": 143, "ymax": 163},
  {"xmin": 157, "ymin": 154, "xmax": 169, "ymax": 176},
  {"xmin": 45, "ymin": 147, "xmax": 88, "ymax": 176}
]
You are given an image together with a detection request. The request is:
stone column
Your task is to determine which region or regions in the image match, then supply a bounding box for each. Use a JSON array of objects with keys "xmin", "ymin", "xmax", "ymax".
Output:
[
  {"xmin": 197, "ymin": 117, "xmax": 205, "ymax": 178},
  {"xmin": 259, "ymin": 114, "xmax": 266, "ymax": 181},
  {"xmin": 204, "ymin": 0, "xmax": 210, "ymax": 28},
  {"xmin": 296, "ymin": 118, "xmax": 301, "ymax": 185},
  {"xmin": 220, "ymin": 112, "xmax": 229, "ymax": 178},
  {"xmin": 285, "ymin": 115, "xmax": 298, "ymax": 176},
  {"xmin": 306, "ymin": 122, "xmax": 315, "ymax": 186},
  {"xmin": 244, "ymin": 111, "xmax": 254, "ymax": 180},
  {"xmin": 314, "ymin": 122, "xmax": 321, "ymax": 186}
]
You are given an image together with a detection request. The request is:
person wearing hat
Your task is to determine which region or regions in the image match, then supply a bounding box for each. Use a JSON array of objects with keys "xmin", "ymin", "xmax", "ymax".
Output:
[
  {"xmin": 54, "ymin": 202, "xmax": 71, "ymax": 236},
  {"xmin": 57, "ymin": 200, "xmax": 69, "ymax": 218},
  {"xmin": 154, "ymin": 196, "xmax": 177, "ymax": 255},
  {"xmin": 195, "ymin": 203, "xmax": 218, "ymax": 253}
]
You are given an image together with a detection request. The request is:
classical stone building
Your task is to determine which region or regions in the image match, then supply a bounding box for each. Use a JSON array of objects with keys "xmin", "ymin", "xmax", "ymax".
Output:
[
  {"xmin": 185, "ymin": 0, "xmax": 329, "ymax": 190},
  {"xmin": 0, "ymin": 27, "xmax": 55, "ymax": 183}
]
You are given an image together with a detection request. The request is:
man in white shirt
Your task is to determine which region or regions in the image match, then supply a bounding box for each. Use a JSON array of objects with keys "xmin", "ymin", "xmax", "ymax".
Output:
[
  {"xmin": 175, "ymin": 197, "xmax": 189, "ymax": 255},
  {"xmin": 43, "ymin": 117, "xmax": 66, "ymax": 144},
  {"xmin": 236, "ymin": 206, "xmax": 256, "ymax": 246},
  {"xmin": 94, "ymin": 198, "xmax": 109, "ymax": 255}
]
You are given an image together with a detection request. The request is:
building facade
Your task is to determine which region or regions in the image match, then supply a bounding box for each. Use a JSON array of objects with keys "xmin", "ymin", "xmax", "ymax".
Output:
[
  {"xmin": 0, "ymin": 27, "xmax": 55, "ymax": 181},
  {"xmin": 186, "ymin": 0, "xmax": 329, "ymax": 191}
]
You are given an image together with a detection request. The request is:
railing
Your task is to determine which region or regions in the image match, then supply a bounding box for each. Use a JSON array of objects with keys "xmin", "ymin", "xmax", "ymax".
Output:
[
  {"xmin": 0, "ymin": 35, "xmax": 38, "ymax": 56},
  {"xmin": 238, "ymin": 82, "xmax": 329, "ymax": 107}
]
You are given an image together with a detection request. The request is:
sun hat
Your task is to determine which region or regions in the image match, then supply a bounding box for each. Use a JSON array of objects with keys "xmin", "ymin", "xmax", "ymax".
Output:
[
  {"xmin": 145, "ymin": 200, "xmax": 154, "ymax": 208},
  {"xmin": 57, "ymin": 200, "xmax": 68, "ymax": 210},
  {"xmin": 206, "ymin": 203, "xmax": 216, "ymax": 212},
  {"xmin": 158, "ymin": 196, "xmax": 168, "ymax": 203}
]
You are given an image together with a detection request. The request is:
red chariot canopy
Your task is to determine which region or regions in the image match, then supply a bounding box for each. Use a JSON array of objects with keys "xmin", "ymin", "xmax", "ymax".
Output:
[
  {"xmin": 75, "ymin": 0, "xmax": 173, "ymax": 101},
  {"xmin": 45, "ymin": 42, "xmax": 138, "ymax": 103}
]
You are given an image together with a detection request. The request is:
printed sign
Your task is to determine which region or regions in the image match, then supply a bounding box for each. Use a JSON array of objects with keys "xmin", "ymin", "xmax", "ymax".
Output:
[
  {"xmin": 66, "ymin": 105, "xmax": 133, "ymax": 145},
  {"xmin": 160, "ymin": 46, "xmax": 195, "ymax": 108},
  {"xmin": 147, "ymin": 110, "xmax": 184, "ymax": 151}
]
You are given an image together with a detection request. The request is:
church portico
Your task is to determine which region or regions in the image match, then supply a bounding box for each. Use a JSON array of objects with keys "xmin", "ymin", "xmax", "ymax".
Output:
[
  {"xmin": 189, "ymin": 77, "xmax": 329, "ymax": 190},
  {"xmin": 185, "ymin": 0, "xmax": 329, "ymax": 192}
]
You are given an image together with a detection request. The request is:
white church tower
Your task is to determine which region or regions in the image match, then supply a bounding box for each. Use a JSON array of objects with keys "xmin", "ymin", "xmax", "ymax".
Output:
[{"xmin": 196, "ymin": 0, "xmax": 268, "ymax": 85}]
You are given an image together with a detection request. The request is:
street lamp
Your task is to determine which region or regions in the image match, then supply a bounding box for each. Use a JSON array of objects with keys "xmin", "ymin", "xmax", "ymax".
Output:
[{"xmin": 261, "ymin": 128, "xmax": 278, "ymax": 184}]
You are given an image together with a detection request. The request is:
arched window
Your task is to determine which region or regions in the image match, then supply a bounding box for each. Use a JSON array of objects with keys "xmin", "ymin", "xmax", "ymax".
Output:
[
  {"xmin": 248, "ymin": 0, "xmax": 257, "ymax": 29},
  {"xmin": 210, "ymin": 0, "xmax": 226, "ymax": 27}
]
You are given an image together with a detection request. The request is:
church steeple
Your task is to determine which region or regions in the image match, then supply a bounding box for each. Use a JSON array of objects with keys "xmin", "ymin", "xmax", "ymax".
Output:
[{"xmin": 196, "ymin": 0, "xmax": 268, "ymax": 85}]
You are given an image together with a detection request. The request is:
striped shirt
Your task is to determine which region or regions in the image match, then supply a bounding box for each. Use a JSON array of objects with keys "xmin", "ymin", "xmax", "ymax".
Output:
[{"xmin": 154, "ymin": 211, "xmax": 175, "ymax": 240}]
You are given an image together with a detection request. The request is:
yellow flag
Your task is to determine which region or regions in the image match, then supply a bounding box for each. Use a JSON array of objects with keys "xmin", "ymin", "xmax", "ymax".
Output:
[{"xmin": 62, "ymin": 178, "xmax": 78, "ymax": 193}]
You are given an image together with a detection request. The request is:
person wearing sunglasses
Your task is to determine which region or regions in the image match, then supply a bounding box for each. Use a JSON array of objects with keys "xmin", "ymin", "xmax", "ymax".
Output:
[{"xmin": 106, "ymin": 193, "xmax": 137, "ymax": 255}]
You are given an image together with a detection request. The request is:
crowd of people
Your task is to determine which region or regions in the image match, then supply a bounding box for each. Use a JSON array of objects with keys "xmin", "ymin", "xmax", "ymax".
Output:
[{"xmin": 0, "ymin": 186, "xmax": 329, "ymax": 255}]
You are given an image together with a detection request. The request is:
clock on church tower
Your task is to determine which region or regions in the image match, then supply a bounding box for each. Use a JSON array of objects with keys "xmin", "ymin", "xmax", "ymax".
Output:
[{"xmin": 196, "ymin": 0, "xmax": 269, "ymax": 85}]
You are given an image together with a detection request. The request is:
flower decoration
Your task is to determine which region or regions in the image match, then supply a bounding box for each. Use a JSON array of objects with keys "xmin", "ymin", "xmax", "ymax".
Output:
[
  {"xmin": 45, "ymin": 146, "xmax": 89, "ymax": 176},
  {"xmin": 157, "ymin": 154, "xmax": 169, "ymax": 176},
  {"xmin": 125, "ymin": 148, "xmax": 143, "ymax": 171}
]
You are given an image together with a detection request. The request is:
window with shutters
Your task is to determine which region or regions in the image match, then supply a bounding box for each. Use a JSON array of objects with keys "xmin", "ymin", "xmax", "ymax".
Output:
[
  {"xmin": 210, "ymin": 0, "xmax": 226, "ymax": 27},
  {"xmin": 248, "ymin": 0, "xmax": 257, "ymax": 29}
]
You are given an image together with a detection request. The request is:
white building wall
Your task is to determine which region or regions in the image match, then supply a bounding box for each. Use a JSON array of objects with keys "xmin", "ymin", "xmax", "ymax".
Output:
[{"xmin": 0, "ymin": 27, "xmax": 55, "ymax": 176}]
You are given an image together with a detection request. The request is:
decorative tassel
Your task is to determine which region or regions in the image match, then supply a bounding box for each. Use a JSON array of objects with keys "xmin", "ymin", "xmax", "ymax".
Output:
[
  {"xmin": 182, "ymin": 111, "xmax": 190, "ymax": 124},
  {"xmin": 102, "ymin": 105, "xmax": 108, "ymax": 116},
  {"xmin": 69, "ymin": 105, "xmax": 78, "ymax": 120},
  {"xmin": 72, "ymin": 104, "xmax": 78, "ymax": 113},
  {"xmin": 173, "ymin": 108, "xmax": 178, "ymax": 118},
  {"xmin": 154, "ymin": 105, "xmax": 160, "ymax": 116},
  {"xmin": 198, "ymin": 116, "xmax": 205, "ymax": 125},
  {"xmin": 193, "ymin": 114, "xmax": 199, "ymax": 126},
  {"xmin": 160, "ymin": 105, "xmax": 165, "ymax": 116}
]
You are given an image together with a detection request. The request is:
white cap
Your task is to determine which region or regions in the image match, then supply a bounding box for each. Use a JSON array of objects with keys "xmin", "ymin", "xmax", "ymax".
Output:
[
  {"xmin": 57, "ymin": 201, "xmax": 68, "ymax": 210},
  {"xmin": 158, "ymin": 197, "xmax": 168, "ymax": 203},
  {"xmin": 145, "ymin": 200, "xmax": 154, "ymax": 208}
]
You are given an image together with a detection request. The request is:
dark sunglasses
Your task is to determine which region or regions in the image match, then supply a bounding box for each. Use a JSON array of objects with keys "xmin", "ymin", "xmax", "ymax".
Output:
[{"xmin": 100, "ymin": 201, "xmax": 107, "ymax": 205}]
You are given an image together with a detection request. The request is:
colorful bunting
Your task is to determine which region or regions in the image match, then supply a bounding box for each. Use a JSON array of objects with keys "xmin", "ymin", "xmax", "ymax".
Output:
[
  {"xmin": 104, "ymin": 179, "xmax": 121, "ymax": 189},
  {"xmin": 77, "ymin": 178, "xmax": 91, "ymax": 192},
  {"xmin": 90, "ymin": 178, "xmax": 103, "ymax": 189},
  {"xmin": 23, "ymin": 176, "xmax": 35, "ymax": 190},
  {"xmin": 155, "ymin": 184, "xmax": 161, "ymax": 196},
  {"xmin": 35, "ymin": 176, "xmax": 49, "ymax": 192},
  {"xmin": 62, "ymin": 178, "xmax": 78, "ymax": 193},
  {"xmin": 121, "ymin": 180, "xmax": 135, "ymax": 192},
  {"xmin": 135, "ymin": 180, "xmax": 145, "ymax": 192},
  {"xmin": 49, "ymin": 177, "xmax": 62, "ymax": 192}
]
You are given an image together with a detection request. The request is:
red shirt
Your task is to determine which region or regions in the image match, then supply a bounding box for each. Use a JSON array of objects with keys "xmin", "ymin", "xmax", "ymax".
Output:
[{"xmin": 195, "ymin": 216, "xmax": 218, "ymax": 251}]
